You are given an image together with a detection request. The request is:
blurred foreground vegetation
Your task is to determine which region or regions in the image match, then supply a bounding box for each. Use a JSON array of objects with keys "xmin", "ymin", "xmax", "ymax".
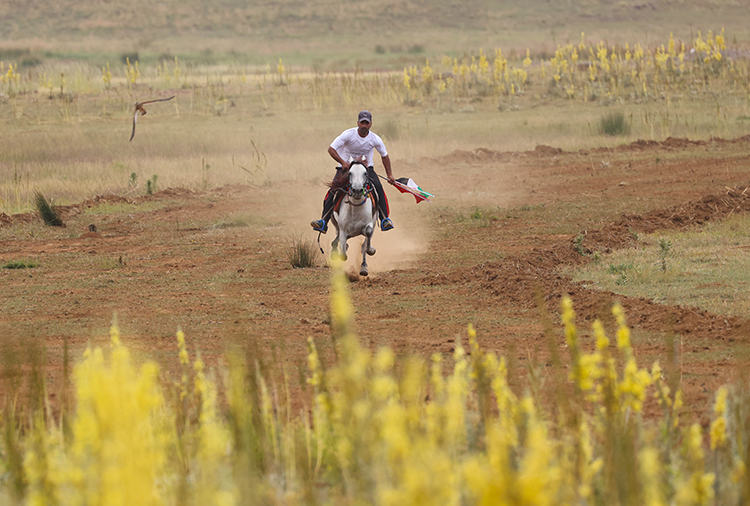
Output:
[{"xmin": 1, "ymin": 260, "xmax": 747, "ymax": 505}]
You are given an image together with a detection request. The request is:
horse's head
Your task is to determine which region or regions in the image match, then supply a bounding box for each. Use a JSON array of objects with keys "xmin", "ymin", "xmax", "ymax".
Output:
[{"xmin": 347, "ymin": 162, "xmax": 370, "ymax": 199}]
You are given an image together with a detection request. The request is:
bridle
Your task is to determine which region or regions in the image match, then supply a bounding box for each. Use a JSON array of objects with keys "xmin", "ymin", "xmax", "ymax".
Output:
[{"xmin": 345, "ymin": 162, "xmax": 373, "ymax": 205}]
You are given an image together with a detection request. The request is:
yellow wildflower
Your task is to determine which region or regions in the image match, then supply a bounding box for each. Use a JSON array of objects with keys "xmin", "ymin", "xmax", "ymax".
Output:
[{"xmin": 710, "ymin": 386, "xmax": 728, "ymax": 450}]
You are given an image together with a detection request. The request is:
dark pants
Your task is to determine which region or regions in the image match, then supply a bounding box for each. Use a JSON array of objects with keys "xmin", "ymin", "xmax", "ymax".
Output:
[{"xmin": 320, "ymin": 166, "xmax": 388, "ymax": 222}]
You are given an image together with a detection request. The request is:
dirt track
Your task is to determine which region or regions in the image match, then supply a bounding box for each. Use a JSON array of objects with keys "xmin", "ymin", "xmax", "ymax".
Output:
[{"xmin": 2, "ymin": 135, "xmax": 750, "ymax": 422}]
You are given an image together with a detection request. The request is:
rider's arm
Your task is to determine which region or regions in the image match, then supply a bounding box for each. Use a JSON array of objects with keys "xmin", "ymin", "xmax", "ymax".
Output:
[
  {"xmin": 328, "ymin": 146, "xmax": 350, "ymax": 170},
  {"xmin": 381, "ymin": 154, "xmax": 395, "ymax": 185}
]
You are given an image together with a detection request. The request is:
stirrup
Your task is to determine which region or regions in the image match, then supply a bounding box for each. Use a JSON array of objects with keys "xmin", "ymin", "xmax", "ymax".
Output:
[
  {"xmin": 381, "ymin": 218, "xmax": 394, "ymax": 231},
  {"xmin": 311, "ymin": 219, "xmax": 328, "ymax": 233}
]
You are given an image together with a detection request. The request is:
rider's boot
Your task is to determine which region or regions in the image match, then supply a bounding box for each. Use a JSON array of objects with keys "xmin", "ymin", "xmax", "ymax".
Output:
[
  {"xmin": 311, "ymin": 191, "xmax": 335, "ymax": 233},
  {"xmin": 381, "ymin": 217, "xmax": 394, "ymax": 231},
  {"xmin": 310, "ymin": 219, "xmax": 328, "ymax": 233}
]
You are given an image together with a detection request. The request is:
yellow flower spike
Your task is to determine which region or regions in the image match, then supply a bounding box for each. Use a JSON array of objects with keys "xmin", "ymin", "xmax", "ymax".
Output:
[
  {"xmin": 687, "ymin": 423, "xmax": 705, "ymax": 462},
  {"xmin": 70, "ymin": 326, "xmax": 170, "ymax": 506},
  {"xmin": 592, "ymin": 319, "xmax": 609, "ymax": 350},
  {"xmin": 710, "ymin": 386, "xmax": 729, "ymax": 450},
  {"xmin": 672, "ymin": 390, "xmax": 683, "ymax": 424},
  {"xmin": 612, "ymin": 304, "xmax": 632, "ymax": 350},
  {"xmin": 306, "ymin": 337, "xmax": 322, "ymax": 387},
  {"xmin": 576, "ymin": 353, "xmax": 602, "ymax": 392},
  {"xmin": 651, "ymin": 361, "xmax": 662, "ymax": 382},
  {"xmin": 444, "ymin": 338, "xmax": 469, "ymax": 447},
  {"xmin": 517, "ymin": 413, "xmax": 561, "ymax": 505},
  {"xmin": 576, "ymin": 419, "xmax": 601, "ymax": 500},
  {"xmin": 523, "ymin": 49, "xmax": 532, "ymax": 68},
  {"xmin": 710, "ymin": 417, "xmax": 727, "ymax": 450},
  {"xmin": 639, "ymin": 446, "xmax": 666, "ymax": 506},
  {"xmin": 329, "ymin": 257, "xmax": 354, "ymax": 338},
  {"xmin": 619, "ymin": 357, "xmax": 651, "ymax": 412},
  {"xmin": 375, "ymin": 346, "xmax": 394, "ymax": 373},
  {"xmin": 714, "ymin": 385, "xmax": 728, "ymax": 414},
  {"xmin": 561, "ymin": 296, "xmax": 577, "ymax": 347},
  {"xmin": 176, "ymin": 329, "xmax": 189, "ymax": 365}
]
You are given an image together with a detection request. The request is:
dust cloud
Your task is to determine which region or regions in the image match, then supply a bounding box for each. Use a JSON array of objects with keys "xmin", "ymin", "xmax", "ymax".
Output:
[{"xmin": 273, "ymin": 175, "xmax": 431, "ymax": 273}]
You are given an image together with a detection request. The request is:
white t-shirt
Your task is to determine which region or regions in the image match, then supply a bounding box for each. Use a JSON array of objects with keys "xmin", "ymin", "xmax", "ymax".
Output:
[{"xmin": 330, "ymin": 127, "xmax": 388, "ymax": 167}]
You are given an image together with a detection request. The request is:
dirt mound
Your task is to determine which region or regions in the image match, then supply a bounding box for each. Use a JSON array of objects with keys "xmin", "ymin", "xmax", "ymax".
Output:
[
  {"xmin": 530, "ymin": 145, "xmax": 563, "ymax": 156},
  {"xmin": 472, "ymin": 183, "xmax": 750, "ymax": 346},
  {"xmin": 580, "ymin": 185, "xmax": 750, "ymax": 252},
  {"xmin": 135, "ymin": 187, "xmax": 195, "ymax": 203},
  {"xmin": 0, "ymin": 188, "xmax": 200, "ymax": 228},
  {"xmin": 438, "ymin": 148, "xmax": 511, "ymax": 164},
  {"xmin": 435, "ymin": 135, "xmax": 750, "ymax": 165}
]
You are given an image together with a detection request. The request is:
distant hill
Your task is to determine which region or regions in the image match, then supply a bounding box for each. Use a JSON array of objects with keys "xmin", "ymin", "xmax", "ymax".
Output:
[{"xmin": 1, "ymin": 0, "xmax": 748, "ymax": 68}]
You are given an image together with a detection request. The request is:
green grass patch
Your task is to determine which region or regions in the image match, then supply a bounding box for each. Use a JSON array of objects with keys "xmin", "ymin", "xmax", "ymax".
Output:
[
  {"xmin": 563, "ymin": 213, "xmax": 750, "ymax": 318},
  {"xmin": 3, "ymin": 260, "xmax": 38, "ymax": 269}
]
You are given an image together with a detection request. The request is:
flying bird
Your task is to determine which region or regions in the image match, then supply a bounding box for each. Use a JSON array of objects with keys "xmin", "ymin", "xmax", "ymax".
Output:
[{"xmin": 130, "ymin": 95, "xmax": 175, "ymax": 141}]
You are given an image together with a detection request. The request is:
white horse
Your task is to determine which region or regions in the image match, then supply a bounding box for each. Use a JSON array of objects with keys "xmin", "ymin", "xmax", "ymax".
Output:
[{"xmin": 330, "ymin": 162, "xmax": 378, "ymax": 276}]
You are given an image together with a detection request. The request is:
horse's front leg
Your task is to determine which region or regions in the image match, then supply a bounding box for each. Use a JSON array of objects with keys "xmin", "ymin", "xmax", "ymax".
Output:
[
  {"xmin": 336, "ymin": 230, "xmax": 348, "ymax": 261},
  {"xmin": 366, "ymin": 214, "xmax": 376, "ymax": 256},
  {"xmin": 360, "ymin": 224, "xmax": 375, "ymax": 276}
]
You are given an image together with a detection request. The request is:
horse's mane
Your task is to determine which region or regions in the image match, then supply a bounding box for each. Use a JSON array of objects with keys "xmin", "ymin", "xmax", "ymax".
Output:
[{"xmin": 328, "ymin": 171, "xmax": 348, "ymax": 191}]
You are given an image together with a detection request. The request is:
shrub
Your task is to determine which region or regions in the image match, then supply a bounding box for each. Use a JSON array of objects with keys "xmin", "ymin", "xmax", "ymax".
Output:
[
  {"xmin": 33, "ymin": 191, "xmax": 64, "ymax": 227},
  {"xmin": 599, "ymin": 111, "xmax": 631, "ymax": 136},
  {"xmin": 287, "ymin": 236, "xmax": 319, "ymax": 268}
]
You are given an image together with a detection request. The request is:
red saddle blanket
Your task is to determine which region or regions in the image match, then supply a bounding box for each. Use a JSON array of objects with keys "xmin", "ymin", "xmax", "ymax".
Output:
[{"xmin": 329, "ymin": 188, "xmax": 388, "ymax": 215}]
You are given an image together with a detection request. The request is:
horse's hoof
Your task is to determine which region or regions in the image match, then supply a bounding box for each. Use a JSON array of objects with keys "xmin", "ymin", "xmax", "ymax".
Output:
[
  {"xmin": 359, "ymin": 267, "xmax": 369, "ymax": 277},
  {"xmin": 366, "ymin": 247, "xmax": 376, "ymax": 256}
]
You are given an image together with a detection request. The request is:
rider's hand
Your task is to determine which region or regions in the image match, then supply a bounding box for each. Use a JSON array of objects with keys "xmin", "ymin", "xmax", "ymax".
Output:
[
  {"xmin": 341, "ymin": 160, "xmax": 351, "ymax": 171},
  {"xmin": 387, "ymin": 175, "xmax": 396, "ymax": 185}
]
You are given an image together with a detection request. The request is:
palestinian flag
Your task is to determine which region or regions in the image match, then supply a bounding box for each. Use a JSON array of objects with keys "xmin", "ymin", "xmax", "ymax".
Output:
[{"xmin": 393, "ymin": 177, "xmax": 433, "ymax": 203}]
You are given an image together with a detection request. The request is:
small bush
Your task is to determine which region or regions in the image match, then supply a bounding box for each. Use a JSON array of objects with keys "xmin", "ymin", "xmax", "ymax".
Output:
[
  {"xmin": 146, "ymin": 174, "xmax": 158, "ymax": 195},
  {"xmin": 120, "ymin": 52, "xmax": 138, "ymax": 65},
  {"xmin": 287, "ymin": 237, "xmax": 319, "ymax": 268},
  {"xmin": 599, "ymin": 112, "xmax": 630, "ymax": 136},
  {"xmin": 33, "ymin": 191, "xmax": 64, "ymax": 227}
]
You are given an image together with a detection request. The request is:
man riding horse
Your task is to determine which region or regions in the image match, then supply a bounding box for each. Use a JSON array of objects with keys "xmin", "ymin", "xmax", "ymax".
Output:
[{"xmin": 310, "ymin": 110, "xmax": 396, "ymax": 233}]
